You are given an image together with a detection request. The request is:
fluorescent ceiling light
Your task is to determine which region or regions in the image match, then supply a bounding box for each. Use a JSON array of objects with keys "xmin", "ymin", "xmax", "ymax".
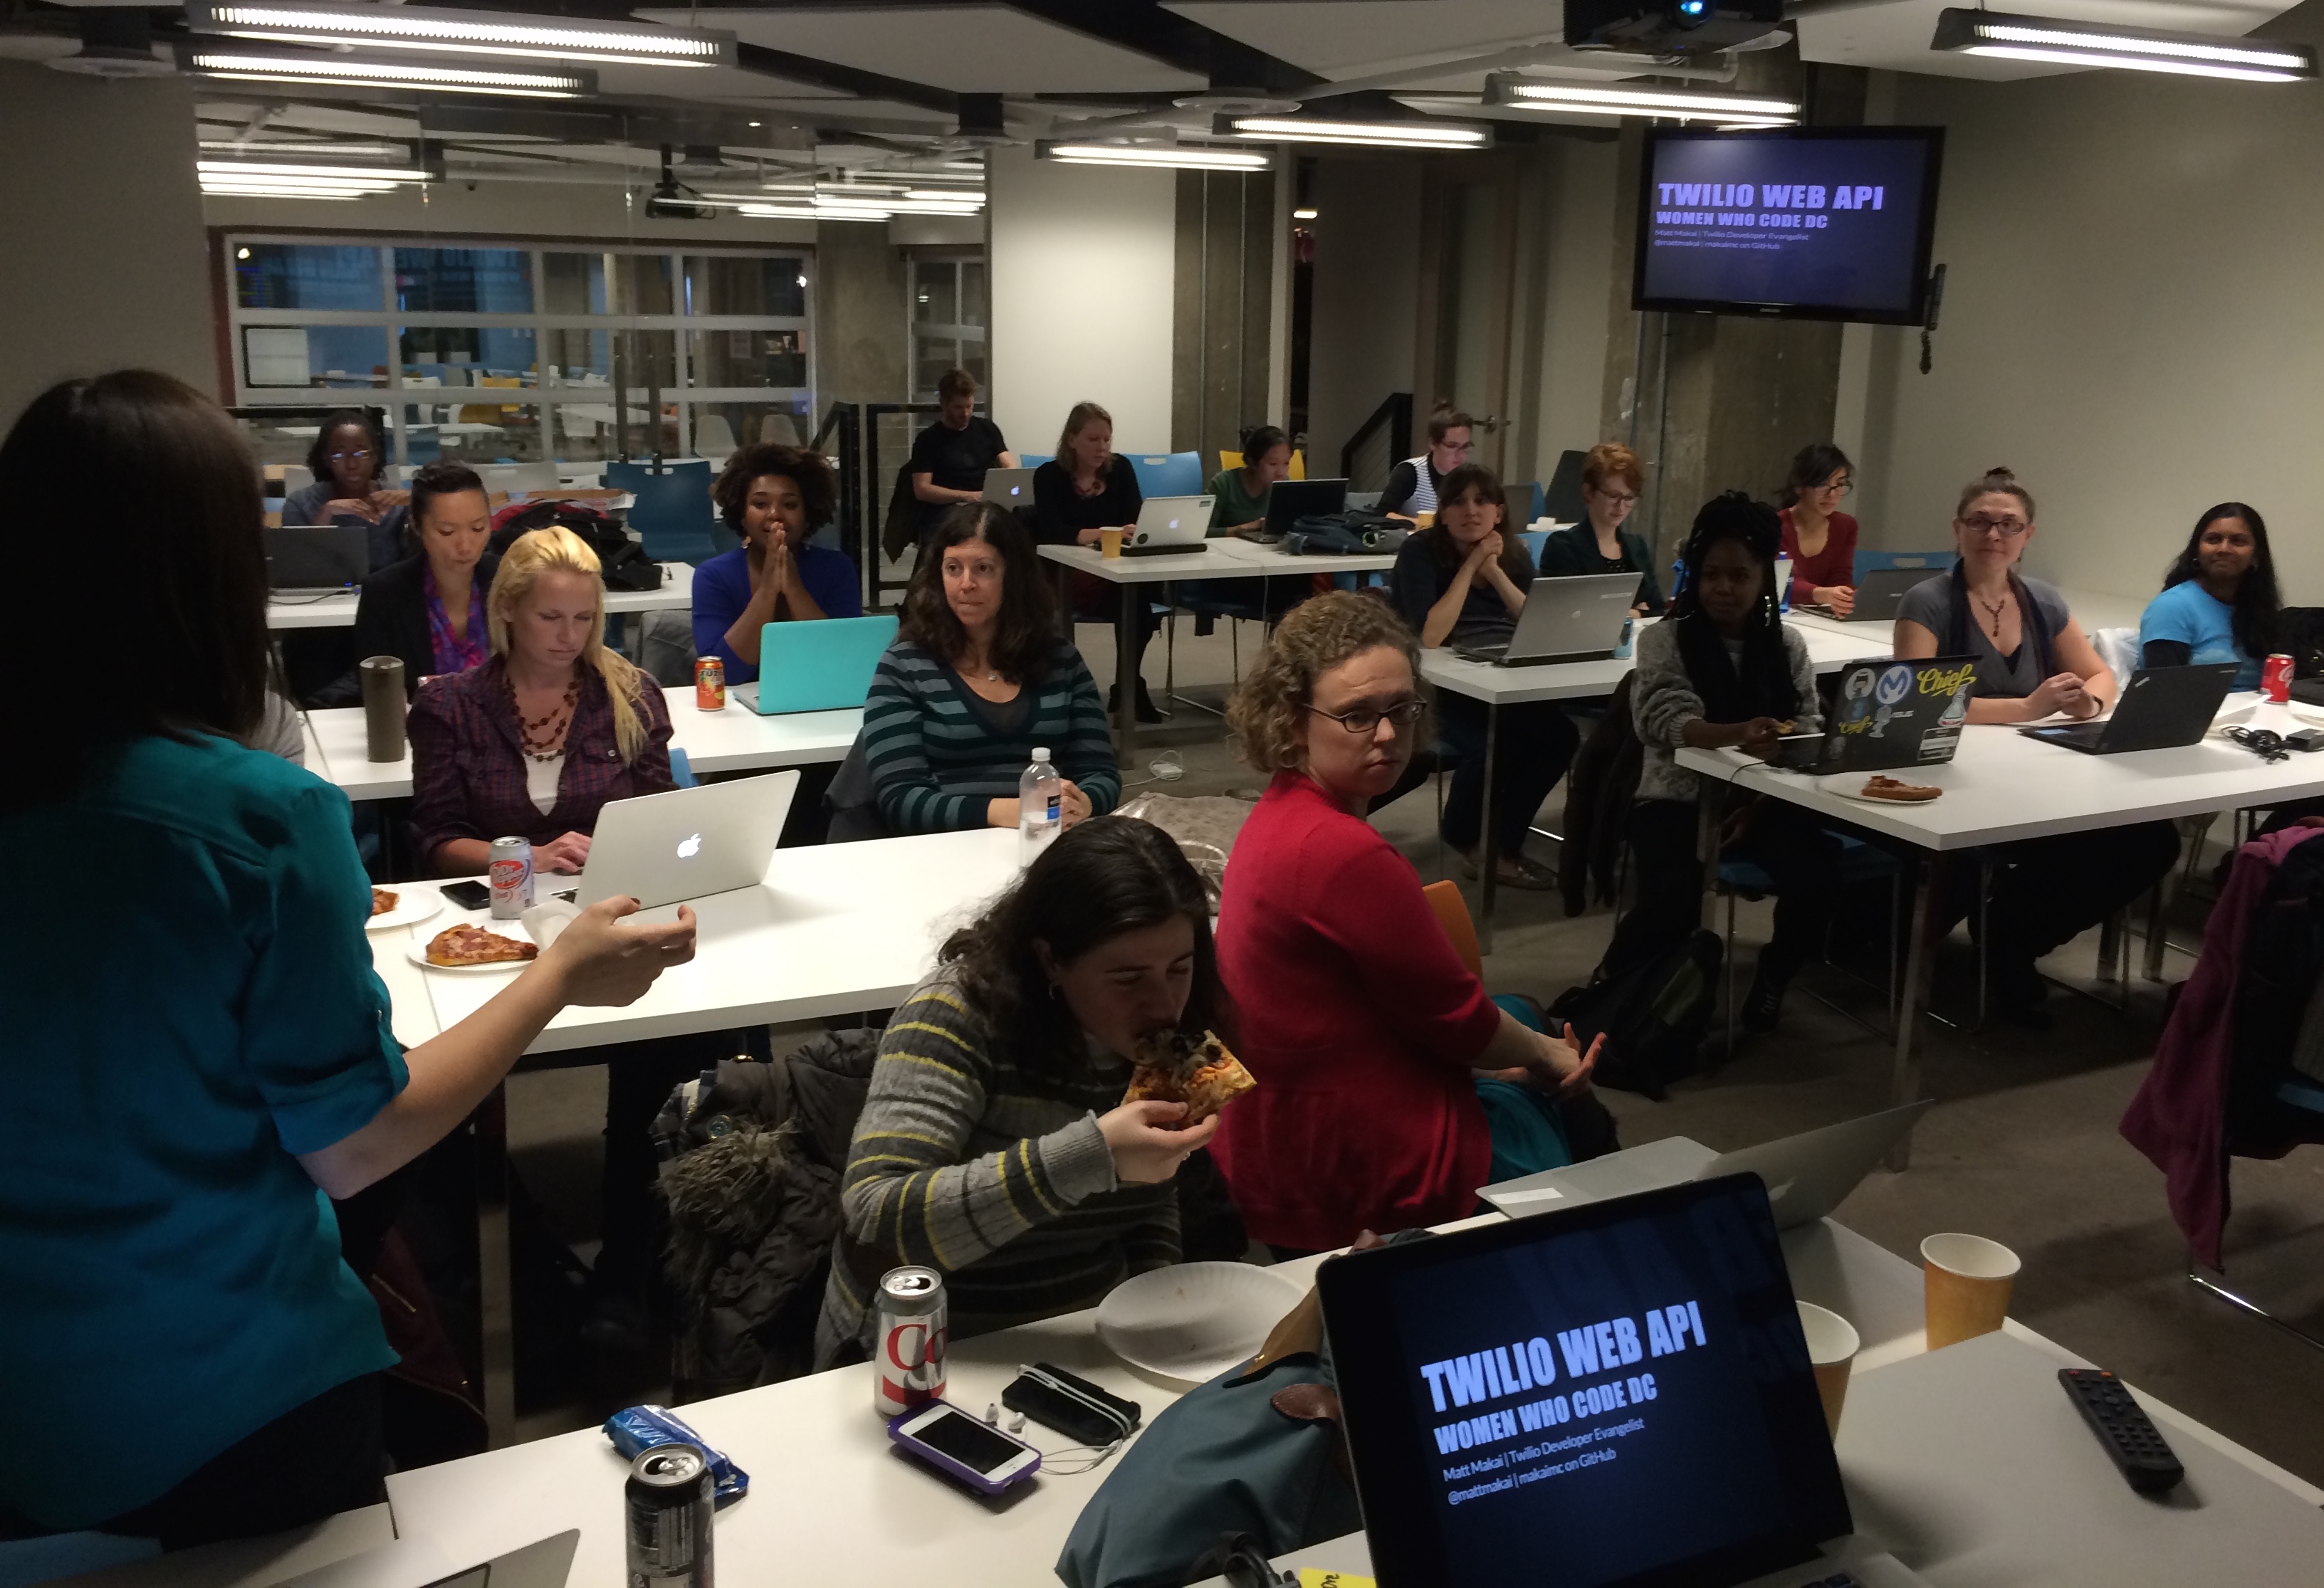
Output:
[
  {"xmin": 1039, "ymin": 140, "xmax": 1272, "ymax": 171},
  {"xmin": 197, "ymin": 159, "xmax": 434, "ymax": 182},
  {"xmin": 1292, "ymin": 207, "xmax": 1317, "ymax": 219},
  {"xmin": 187, "ymin": 1, "xmax": 731, "ymax": 68},
  {"xmin": 1223, "ymin": 116, "xmax": 1488, "ymax": 149},
  {"xmin": 1489, "ymin": 75, "xmax": 1801, "ymax": 122},
  {"xmin": 1929, "ymin": 9, "xmax": 2315, "ymax": 80},
  {"xmin": 201, "ymin": 179, "xmax": 372, "ymax": 198},
  {"xmin": 204, "ymin": 173, "xmax": 401, "ymax": 191},
  {"xmin": 904, "ymin": 189, "xmax": 985, "ymax": 204},
  {"xmin": 181, "ymin": 46, "xmax": 594, "ymax": 97}
]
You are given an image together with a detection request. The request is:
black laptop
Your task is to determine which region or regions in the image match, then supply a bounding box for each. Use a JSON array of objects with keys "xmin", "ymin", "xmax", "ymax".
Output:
[
  {"xmin": 2021, "ymin": 663, "xmax": 2238, "ymax": 755},
  {"xmin": 1828, "ymin": 566, "xmax": 1933, "ymax": 623},
  {"xmin": 1319, "ymin": 1175, "xmax": 1930, "ymax": 1588},
  {"xmin": 1257, "ymin": 476, "xmax": 1348, "ymax": 540},
  {"xmin": 263, "ymin": 524, "xmax": 370, "ymax": 592},
  {"xmin": 1779, "ymin": 656, "xmax": 1979, "ymax": 773}
]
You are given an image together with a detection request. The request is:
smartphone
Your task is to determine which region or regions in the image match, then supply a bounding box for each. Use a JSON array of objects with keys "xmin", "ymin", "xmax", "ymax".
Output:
[
  {"xmin": 1003, "ymin": 1363, "xmax": 1141, "ymax": 1446},
  {"xmin": 440, "ymin": 880, "xmax": 491, "ymax": 910},
  {"xmin": 886, "ymin": 1400, "xmax": 1041, "ymax": 1495}
]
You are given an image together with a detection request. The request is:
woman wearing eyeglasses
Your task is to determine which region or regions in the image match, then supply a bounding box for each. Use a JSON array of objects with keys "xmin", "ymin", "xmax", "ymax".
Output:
[
  {"xmin": 1210, "ymin": 592, "xmax": 1601, "ymax": 1257},
  {"xmin": 1893, "ymin": 466, "xmax": 2178, "ymax": 1026},
  {"xmin": 1776, "ymin": 443, "xmax": 1859, "ymax": 616},
  {"xmin": 1537, "ymin": 441, "xmax": 1666, "ymax": 616},
  {"xmin": 1379, "ymin": 404, "xmax": 1474, "ymax": 522},
  {"xmin": 282, "ymin": 410, "xmax": 412, "ymax": 574}
]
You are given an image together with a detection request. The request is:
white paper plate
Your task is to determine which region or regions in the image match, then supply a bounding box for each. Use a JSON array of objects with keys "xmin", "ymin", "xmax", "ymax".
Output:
[
  {"xmin": 364, "ymin": 888, "xmax": 442, "ymax": 932},
  {"xmin": 404, "ymin": 924, "xmax": 538, "ymax": 973},
  {"xmin": 1096, "ymin": 1262, "xmax": 1305, "ymax": 1385},
  {"xmin": 1812, "ymin": 770, "xmax": 1949, "ymax": 806}
]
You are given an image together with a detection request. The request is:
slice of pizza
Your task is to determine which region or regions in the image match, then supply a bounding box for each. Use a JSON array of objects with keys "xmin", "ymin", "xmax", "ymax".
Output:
[
  {"xmin": 1861, "ymin": 774, "xmax": 1942, "ymax": 803},
  {"xmin": 425, "ymin": 923, "xmax": 538, "ymax": 967},
  {"xmin": 370, "ymin": 887, "xmax": 399, "ymax": 917},
  {"xmin": 1125, "ymin": 1029, "xmax": 1256, "ymax": 1124}
]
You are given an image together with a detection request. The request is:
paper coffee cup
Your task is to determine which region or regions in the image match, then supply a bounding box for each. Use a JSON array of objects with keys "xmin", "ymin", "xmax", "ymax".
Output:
[
  {"xmin": 1922, "ymin": 1232, "xmax": 2021, "ymax": 1350},
  {"xmin": 1796, "ymin": 1301, "xmax": 1859, "ymax": 1438},
  {"xmin": 1100, "ymin": 527, "xmax": 1124, "ymax": 559}
]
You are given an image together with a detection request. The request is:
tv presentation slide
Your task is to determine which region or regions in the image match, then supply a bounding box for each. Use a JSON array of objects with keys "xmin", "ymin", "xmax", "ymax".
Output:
[
  {"xmin": 1390, "ymin": 1186, "xmax": 1826, "ymax": 1584},
  {"xmin": 1640, "ymin": 136, "xmax": 1930, "ymax": 316}
]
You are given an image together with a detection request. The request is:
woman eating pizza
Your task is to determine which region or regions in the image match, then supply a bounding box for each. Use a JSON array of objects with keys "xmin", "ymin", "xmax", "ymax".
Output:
[
  {"xmin": 0, "ymin": 372, "xmax": 695, "ymax": 1550},
  {"xmin": 815, "ymin": 816, "xmax": 1225, "ymax": 1361},
  {"xmin": 1208, "ymin": 592, "xmax": 1602, "ymax": 1259}
]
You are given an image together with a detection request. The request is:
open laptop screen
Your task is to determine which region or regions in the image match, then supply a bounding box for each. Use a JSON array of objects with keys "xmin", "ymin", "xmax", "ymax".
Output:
[{"xmin": 1320, "ymin": 1175, "xmax": 1849, "ymax": 1588}]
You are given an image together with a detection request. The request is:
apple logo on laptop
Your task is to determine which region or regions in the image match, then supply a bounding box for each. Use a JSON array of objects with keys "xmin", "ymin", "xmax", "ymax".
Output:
[{"xmin": 676, "ymin": 832, "xmax": 702, "ymax": 859}]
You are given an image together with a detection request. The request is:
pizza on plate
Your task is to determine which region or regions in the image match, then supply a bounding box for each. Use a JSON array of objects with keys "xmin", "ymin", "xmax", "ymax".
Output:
[
  {"xmin": 1124, "ymin": 1029, "xmax": 1256, "ymax": 1124},
  {"xmin": 370, "ymin": 887, "xmax": 399, "ymax": 917},
  {"xmin": 425, "ymin": 923, "xmax": 538, "ymax": 967},
  {"xmin": 1861, "ymin": 774, "xmax": 1942, "ymax": 803}
]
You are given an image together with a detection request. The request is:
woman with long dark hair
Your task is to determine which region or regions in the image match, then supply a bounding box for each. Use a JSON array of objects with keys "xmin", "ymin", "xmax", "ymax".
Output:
[
  {"xmin": 815, "ymin": 816, "xmax": 1223, "ymax": 1358},
  {"xmin": 860, "ymin": 501, "xmax": 1118, "ymax": 834},
  {"xmin": 0, "ymin": 372, "xmax": 693, "ymax": 1547},
  {"xmin": 2141, "ymin": 503, "xmax": 2280, "ymax": 689},
  {"xmin": 1388, "ymin": 462, "xmax": 1580, "ymax": 888},
  {"xmin": 1602, "ymin": 493, "xmax": 1840, "ymax": 1034},
  {"xmin": 1895, "ymin": 467, "xmax": 2178, "ymax": 1025}
]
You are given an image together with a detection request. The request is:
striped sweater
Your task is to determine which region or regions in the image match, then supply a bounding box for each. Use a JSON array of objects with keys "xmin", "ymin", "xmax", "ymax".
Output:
[
  {"xmin": 862, "ymin": 637, "xmax": 1120, "ymax": 834},
  {"xmin": 813, "ymin": 969, "xmax": 1178, "ymax": 1364}
]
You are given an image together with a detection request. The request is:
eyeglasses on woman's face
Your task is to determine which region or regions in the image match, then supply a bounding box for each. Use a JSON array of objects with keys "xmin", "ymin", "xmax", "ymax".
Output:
[
  {"xmin": 1307, "ymin": 698, "xmax": 1427, "ymax": 735},
  {"xmin": 1959, "ymin": 513, "xmax": 2030, "ymax": 538},
  {"xmin": 330, "ymin": 447, "xmax": 374, "ymax": 464},
  {"xmin": 1812, "ymin": 473, "xmax": 1853, "ymax": 498}
]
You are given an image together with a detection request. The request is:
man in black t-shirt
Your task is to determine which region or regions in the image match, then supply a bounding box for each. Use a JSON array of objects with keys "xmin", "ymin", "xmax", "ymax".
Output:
[{"xmin": 909, "ymin": 367, "xmax": 1018, "ymax": 544}]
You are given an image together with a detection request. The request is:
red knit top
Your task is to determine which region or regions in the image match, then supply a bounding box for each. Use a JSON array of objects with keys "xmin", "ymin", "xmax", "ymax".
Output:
[
  {"xmin": 1210, "ymin": 772, "xmax": 1502, "ymax": 1250},
  {"xmin": 1778, "ymin": 507, "xmax": 1859, "ymax": 609}
]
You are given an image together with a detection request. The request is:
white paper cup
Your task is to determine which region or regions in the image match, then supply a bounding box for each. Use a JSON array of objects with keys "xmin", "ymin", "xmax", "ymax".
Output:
[
  {"xmin": 1796, "ymin": 1301, "xmax": 1860, "ymax": 1437},
  {"xmin": 1922, "ymin": 1232, "xmax": 2021, "ymax": 1350}
]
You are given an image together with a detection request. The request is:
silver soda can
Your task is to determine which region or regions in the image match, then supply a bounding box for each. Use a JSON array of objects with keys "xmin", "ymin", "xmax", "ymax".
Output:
[
  {"xmin": 874, "ymin": 1266, "xmax": 948, "ymax": 1417},
  {"xmin": 625, "ymin": 1443, "xmax": 713, "ymax": 1588},
  {"xmin": 488, "ymin": 836, "xmax": 534, "ymax": 919}
]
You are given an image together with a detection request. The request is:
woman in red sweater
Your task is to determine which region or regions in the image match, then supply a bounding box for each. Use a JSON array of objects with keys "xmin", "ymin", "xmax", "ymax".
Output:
[
  {"xmin": 1776, "ymin": 442, "xmax": 1858, "ymax": 615},
  {"xmin": 1210, "ymin": 592, "xmax": 1600, "ymax": 1256}
]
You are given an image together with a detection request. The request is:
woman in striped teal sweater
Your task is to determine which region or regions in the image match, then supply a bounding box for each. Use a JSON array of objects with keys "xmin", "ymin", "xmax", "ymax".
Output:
[
  {"xmin": 862, "ymin": 503, "xmax": 1119, "ymax": 834},
  {"xmin": 814, "ymin": 818, "xmax": 1228, "ymax": 1361}
]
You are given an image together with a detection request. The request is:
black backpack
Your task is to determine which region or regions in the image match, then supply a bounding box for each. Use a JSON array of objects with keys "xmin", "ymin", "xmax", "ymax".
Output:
[
  {"xmin": 1546, "ymin": 930, "xmax": 1724, "ymax": 1100},
  {"xmin": 489, "ymin": 499, "xmax": 667, "ymax": 591}
]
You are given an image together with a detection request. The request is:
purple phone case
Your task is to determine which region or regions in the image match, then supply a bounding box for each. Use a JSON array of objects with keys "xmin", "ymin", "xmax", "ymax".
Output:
[{"xmin": 885, "ymin": 1400, "xmax": 1041, "ymax": 1495}]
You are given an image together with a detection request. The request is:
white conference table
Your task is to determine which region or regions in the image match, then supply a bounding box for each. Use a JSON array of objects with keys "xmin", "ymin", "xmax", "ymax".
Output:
[
  {"xmin": 374, "ymin": 1141, "xmax": 2324, "ymax": 1588},
  {"xmin": 301, "ymin": 681, "xmax": 859, "ymax": 803},
  {"xmin": 1037, "ymin": 537, "xmax": 1400, "ymax": 756},
  {"xmin": 1419, "ymin": 618, "xmax": 1900, "ymax": 950},
  {"xmin": 1676, "ymin": 695, "xmax": 2324, "ymax": 1164},
  {"xmin": 367, "ymin": 828, "xmax": 1021, "ymax": 1440},
  {"xmin": 266, "ymin": 561, "xmax": 693, "ymax": 631}
]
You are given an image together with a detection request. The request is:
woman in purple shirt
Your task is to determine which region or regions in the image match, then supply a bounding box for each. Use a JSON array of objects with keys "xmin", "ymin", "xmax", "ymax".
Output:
[
  {"xmin": 315, "ymin": 462, "xmax": 498, "ymax": 705},
  {"xmin": 691, "ymin": 443, "xmax": 864, "ymax": 686}
]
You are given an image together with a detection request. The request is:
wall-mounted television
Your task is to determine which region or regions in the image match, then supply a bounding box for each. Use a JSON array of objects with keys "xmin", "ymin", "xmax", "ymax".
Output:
[{"xmin": 1632, "ymin": 126, "xmax": 1945, "ymax": 325}]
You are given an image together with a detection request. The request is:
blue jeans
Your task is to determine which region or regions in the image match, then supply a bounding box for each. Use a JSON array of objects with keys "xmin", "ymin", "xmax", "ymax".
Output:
[{"xmin": 1434, "ymin": 691, "xmax": 1581, "ymax": 855}]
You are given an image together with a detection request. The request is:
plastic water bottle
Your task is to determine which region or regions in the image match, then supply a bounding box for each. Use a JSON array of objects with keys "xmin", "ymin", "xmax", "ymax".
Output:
[{"xmin": 1018, "ymin": 747, "xmax": 1062, "ymax": 867}]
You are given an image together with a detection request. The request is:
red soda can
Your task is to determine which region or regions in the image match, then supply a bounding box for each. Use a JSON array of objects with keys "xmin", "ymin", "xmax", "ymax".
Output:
[
  {"xmin": 488, "ymin": 836, "xmax": 533, "ymax": 920},
  {"xmin": 694, "ymin": 656, "xmax": 726, "ymax": 711},
  {"xmin": 2263, "ymin": 653, "xmax": 2294, "ymax": 704},
  {"xmin": 873, "ymin": 1266, "xmax": 947, "ymax": 1417}
]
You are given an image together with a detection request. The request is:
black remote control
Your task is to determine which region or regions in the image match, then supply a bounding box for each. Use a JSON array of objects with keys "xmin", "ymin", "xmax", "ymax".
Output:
[{"xmin": 2059, "ymin": 1368, "xmax": 2184, "ymax": 1495}]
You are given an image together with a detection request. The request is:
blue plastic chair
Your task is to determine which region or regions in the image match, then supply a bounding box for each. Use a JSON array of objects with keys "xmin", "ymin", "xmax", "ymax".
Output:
[
  {"xmin": 1017, "ymin": 452, "xmax": 1054, "ymax": 470},
  {"xmin": 669, "ymin": 746, "xmax": 698, "ymax": 789},
  {"xmin": 1517, "ymin": 528, "xmax": 1549, "ymax": 564},
  {"xmin": 1127, "ymin": 451, "xmax": 1203, "ymax": 498},
  {"xmin": 607, "ymin": 459, "xmax": 723, "ymax": 564},
  {"xmin": 1857, "ymin": 550, "xmax": 1956, "ymax": 574}
]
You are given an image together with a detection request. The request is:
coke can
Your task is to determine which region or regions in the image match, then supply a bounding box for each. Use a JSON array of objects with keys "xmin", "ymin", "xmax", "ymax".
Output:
[
  {"xmin": 694, "ymin": 656, "xmax": 726, "ymax": 711},
  {"xmin": 2263, "ymin": 653, "xmax": 2294, "ymax": 704},
  {"xmin": 873, "ymin": 1266, "xmax": 948, "ymax": 1418},
  {"xmin": 488, "ymin": 836, "xmax": 534, "ymax": 920},
  {"xmin": 624, "ymin": 1444, "xmax": 713, "ymax": 1588}
]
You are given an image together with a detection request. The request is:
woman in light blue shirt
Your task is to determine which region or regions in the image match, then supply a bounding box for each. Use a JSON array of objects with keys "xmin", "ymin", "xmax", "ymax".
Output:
[
  {"xmin": 2139, "ymin": 503, "xmax": 2281, "ymax": 691},
  {"xmin": 0, "ymin": 372, "xmax": 697, "ymax": 1550}
]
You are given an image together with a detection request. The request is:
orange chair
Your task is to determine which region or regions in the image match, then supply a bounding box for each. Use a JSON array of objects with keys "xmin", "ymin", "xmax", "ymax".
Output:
[
  {"xmin": 1421, "ymin": 879, "xmax": 1484, "ymax": 979},
  {"xmin": 1218, "ymin": 448, "xmax": 1307, "ymax": 481}
]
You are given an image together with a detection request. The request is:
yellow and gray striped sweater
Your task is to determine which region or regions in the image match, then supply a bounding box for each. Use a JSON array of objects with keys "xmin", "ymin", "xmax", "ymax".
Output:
[{"xmin": 812, "ymin": 969, "xmax": 1179, "ymax": 1364}]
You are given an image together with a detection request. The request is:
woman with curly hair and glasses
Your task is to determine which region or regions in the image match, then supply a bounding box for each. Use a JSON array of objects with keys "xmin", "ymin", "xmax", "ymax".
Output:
[{"xmin": 1209, "ymin": 591, "xmax": 1601, "ymax": 1257}]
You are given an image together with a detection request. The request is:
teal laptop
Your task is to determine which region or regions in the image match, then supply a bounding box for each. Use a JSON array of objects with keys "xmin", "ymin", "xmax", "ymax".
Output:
[{"xmin": 738, "ymin": 613, "xmax": 899, "ymax": 714}]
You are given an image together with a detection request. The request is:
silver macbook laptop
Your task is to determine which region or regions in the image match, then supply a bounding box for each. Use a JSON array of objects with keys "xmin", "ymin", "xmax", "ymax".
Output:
[
  {"xmin": 264, "ymin": 524, "xmax": 370, "ymax": 592},
  {"xmin": 1481, "ymin": 1100, "xmax": 1934, "ymax": 1229},
  {"xmin": 1122, "ymin": 493, "xmax": 1215, "ymax": 555},
  {"xmin": 980, "ymin": 466, "xmax": 1035, "ymax": 506},
  {"xmin": 276, "ymin": 1528, "xmax": 577, "ymax": 1587},
  {"xmin": 1455, "ymin": 570, "xmax": 1639, "ymax": 666},
  {"xmin": 576, "ymin": 769, "xmax": 798, "ymax": 909}
]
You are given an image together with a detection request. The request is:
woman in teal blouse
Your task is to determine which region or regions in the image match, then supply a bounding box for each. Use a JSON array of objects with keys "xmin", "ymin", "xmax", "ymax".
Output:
[{"xmin": 0, "ymin": 372, "xmax": 698, "ymax": 1549}]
